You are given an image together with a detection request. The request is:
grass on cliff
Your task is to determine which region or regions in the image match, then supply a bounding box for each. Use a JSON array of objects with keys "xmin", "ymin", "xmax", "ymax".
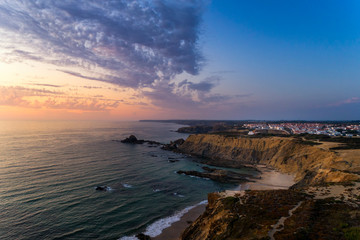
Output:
[
  {"xmin": 343, "ymin": 227, "xmax": 360, "ymax": 240},
  {"xmin": 276, "ymin": 197, "xmax": 360, "ymax": 240}
]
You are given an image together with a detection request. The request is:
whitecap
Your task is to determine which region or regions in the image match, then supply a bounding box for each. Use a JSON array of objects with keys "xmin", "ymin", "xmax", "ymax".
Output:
[
  {"xmin": 118, "ymin": 236, "xmax": 138, "ymax": 240},
  {"xmin": 118, "ymin": 200, "xmax": 208, "ymax": 239},
  {"xmin": 143, "ymin": 200, "xmax": 208, "ymax": 237},
  {"xmin": 122, "ymin": 183, "xmax": 133, "ymax": 188}
]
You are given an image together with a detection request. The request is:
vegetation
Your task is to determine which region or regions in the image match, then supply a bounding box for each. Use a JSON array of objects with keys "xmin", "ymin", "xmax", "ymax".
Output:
[{"xmin": 343, "ymin": 227, "xmax": 360, "ymax": 240}]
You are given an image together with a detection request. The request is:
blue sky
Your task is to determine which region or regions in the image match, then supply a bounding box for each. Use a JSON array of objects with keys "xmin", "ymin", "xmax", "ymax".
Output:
[
  {"xmin": 0, "ymin": 0, "xmax": 359, "ymax": 120},
  {"xmin": 197, "ymin": 0, "xmax": 360, "ymax": 120}
]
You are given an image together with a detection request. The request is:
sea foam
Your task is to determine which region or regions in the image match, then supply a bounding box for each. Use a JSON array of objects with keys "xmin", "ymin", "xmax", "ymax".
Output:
[
  {"xmin": 119, "ymin": 200, "xmax": 208, "ymax": 239},
  {"xmin": 122, "ymin": 183, "xmax": 133, "ymax": 188}
]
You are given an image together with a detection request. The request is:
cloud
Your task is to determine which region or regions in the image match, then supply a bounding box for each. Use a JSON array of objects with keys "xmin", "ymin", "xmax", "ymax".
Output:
[
  {"xmin": 329, "ymin": 97, "xmax": 360, "ymax": 107},
  {"xmin": 41, "ymin": 97, "xmax": 120, "ymax": 111},
  {"xmin": 0, "ymin": 86, "xmax": 120, "ymax": 111},
  {"xmin": 143, "ymin": 76, "xmax": 251, "ymax": 111},
  {"xmin": 0, "ymin": 0, "xmax": 206, "ymax": 88},
  {"xmin": 178, "ymin": 76, "xmax": 219, "ymax": 92},
  {"xmin": 82, "ymin": 86, "xmax": 103, "ymax": 89},
  {"xmin": 29, "ymin": 83, "xmax": 63, "ymax": 88}
]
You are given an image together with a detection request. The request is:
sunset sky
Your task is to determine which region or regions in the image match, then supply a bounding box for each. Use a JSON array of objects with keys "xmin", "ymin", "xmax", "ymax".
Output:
[{"xmin": 0, "ymin": 0, "xmax": 359, "ymax": 120}]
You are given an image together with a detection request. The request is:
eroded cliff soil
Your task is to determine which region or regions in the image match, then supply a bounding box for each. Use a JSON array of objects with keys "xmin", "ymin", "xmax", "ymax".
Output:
[{"xmin": 178, "ymin": 134, "xmax": 359, "ymax": 186}]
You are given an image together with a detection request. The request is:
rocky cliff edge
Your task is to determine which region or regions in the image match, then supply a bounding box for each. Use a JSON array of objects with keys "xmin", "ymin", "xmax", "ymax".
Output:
[{"xmin": 178, "ymin": 134, "xmax": 359, "ymax": 186}]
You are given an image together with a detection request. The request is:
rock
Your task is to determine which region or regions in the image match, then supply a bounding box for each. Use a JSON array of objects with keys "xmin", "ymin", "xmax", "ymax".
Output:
[
  {"xmin": 121, "ymin": 135, "xmax": 145, "ymax": 144},
  {"xmin": 95, "ymin": 186, "xmax": 109, "ymax": 191},
  {"xmin": 168, "ymin": 159, "xmax": 179, "ymax": 163},
  {"xmin": 119, "ymin": 135, "xmax": 161, "ymax": 145},
  {"xmin": 136, "ymin": 233, "xmax": 151, "ymax": 240},
  {"xmin": 161, "ymin": 138, "xmax": 185, "ymax": 151},
  {"xmin": 174, "ymin": 138, "xmax": 185, "ymax": 145},
  {"xmin": 176, "ymin": 168, "xmax": 251, "ymax": 183}
]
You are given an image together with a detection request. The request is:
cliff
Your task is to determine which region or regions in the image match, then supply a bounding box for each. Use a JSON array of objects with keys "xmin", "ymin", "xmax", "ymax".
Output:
[
  {"xmin": 178, "ymin": 134, "xmax": 360, "ymax": 240},
  {"xmin": 178, "ymin": 134, "xmax": 359, "ymax": 186},
  {"xmin": 182, "ymin": 189, "xmax": 360, "ymax": 240}
]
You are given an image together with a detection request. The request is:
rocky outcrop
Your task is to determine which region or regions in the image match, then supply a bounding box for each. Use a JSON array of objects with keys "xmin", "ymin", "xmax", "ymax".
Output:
[
  {"xmin": 116, "ymin": 135, "xmax": 161, "ymax": 145},
  {"xmin": 135, "ymin": 233, "xmax": 151, "ymax": 240},
  {"xmin": 161, "ymin": 138, "xmax": 185, "ymax": 151},
  {"xmin": 95, "ymin": 186, "xmax": 110, "ymax": 191},
  {"xmin": 178, "ymin": 134, "xmax": 359, "ymax": 185},
  {"xmin": 177, "ymin": 167, "xmax": 256, "ymax": 183}
]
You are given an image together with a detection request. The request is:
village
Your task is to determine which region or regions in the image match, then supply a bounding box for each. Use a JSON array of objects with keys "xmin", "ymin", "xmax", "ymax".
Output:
[{"xmin": 243, "ymin": 122, "xmax": 360, "ymax": 137}]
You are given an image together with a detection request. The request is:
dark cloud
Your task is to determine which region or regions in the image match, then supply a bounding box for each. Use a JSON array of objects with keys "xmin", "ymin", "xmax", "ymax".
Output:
[
  {"xmin": 0, "ymin": 0, "xmax": 206, "ymax": 88},
  {"xmin": 178, "ymin": 76, "xmax": 219, "ymax": 92}
]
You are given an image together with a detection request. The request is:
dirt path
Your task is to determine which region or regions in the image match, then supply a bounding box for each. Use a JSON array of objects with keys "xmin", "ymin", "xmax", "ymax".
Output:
[{"xmin": 268, "ymin": 201, "xmax": 303, "ymax": 240}]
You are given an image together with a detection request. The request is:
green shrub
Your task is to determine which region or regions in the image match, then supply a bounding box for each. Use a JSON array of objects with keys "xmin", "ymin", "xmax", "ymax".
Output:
[{"xmin": 344, "ymin": 227, "xmax": 360, "ymax": 240}]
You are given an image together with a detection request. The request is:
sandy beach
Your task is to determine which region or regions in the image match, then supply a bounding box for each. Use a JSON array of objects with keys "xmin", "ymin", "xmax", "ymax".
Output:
[
  {"xmin": 152, "ymin": 166, "xmax": 295, "ymax": 240},
  {"xmin": 152, "ymin": 204, "xmax": 206, "ymax": 240},
  {"xmin": 242, "ymin": 165, "xmax": 295, "ymax": 190}
]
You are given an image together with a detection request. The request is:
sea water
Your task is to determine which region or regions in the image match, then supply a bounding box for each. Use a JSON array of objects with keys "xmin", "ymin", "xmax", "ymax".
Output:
[{"xmin": 0, "ymin": 121, "xmax": 247, "ymax": 239}]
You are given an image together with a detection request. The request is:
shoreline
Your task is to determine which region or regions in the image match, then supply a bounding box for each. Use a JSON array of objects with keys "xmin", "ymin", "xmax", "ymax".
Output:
[
  {"xmin": 151, "ymin": 166, "xmax": 295, "ymax": 240},
  {"xmin": 152, "ymin": 204, "xmax": 206, "ymax": 240}
]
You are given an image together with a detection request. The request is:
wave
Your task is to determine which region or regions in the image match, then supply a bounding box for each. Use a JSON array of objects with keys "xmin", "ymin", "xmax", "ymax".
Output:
[
  {"xmin": 122, "ymin": 183, "xmax": 133, "ymax": 188},
  {"xmin": 173, "ymin": 192, "xmax": 185, "ymax": 198},
  {"xmin": 119, "ymin": 200, "xmax": 208, "ymax": 240}
]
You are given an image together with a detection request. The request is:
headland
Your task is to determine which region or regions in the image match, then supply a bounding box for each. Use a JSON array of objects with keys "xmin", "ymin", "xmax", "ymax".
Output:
[{"xmin": 130, "ymin": 120, "xmax": 360, "ymax": 239}]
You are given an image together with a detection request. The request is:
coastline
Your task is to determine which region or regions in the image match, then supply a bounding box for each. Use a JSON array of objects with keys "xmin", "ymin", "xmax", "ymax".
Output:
[
  {"xmin": 151, "ymin": 166, "xmax": 295, "ymax": 240},
  {"xmin": 152, "ymin": 204, "xmax": 206, "ymax": 240}
]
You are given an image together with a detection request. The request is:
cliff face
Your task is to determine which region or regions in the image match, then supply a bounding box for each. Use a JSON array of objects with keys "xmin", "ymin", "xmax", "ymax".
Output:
[
  {"xmin": 182, "ymin": 190, "xmax": 306, "ymax": 240},
  {"xmin": 182, "ymin": 190, "xmax": 360, "ymax": 240},
  {"xmin": 178, "ymin": 134, "xmax": 359, "ymax": 185},
  {"xmin": 179, "ymin": 134, "xmax": 360, "ymax": 240}
]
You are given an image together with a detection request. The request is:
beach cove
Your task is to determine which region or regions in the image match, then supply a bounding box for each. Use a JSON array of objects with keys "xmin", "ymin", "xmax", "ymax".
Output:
[{"xmin": 152, "ymin": 167, "xmax": 295, "ymax": 240}]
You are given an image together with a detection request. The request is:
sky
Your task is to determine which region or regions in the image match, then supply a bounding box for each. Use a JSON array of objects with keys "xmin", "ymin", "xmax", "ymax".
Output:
[{"xmin": 0, "ymin": 0, "xmax": 359, "ymax": 121}]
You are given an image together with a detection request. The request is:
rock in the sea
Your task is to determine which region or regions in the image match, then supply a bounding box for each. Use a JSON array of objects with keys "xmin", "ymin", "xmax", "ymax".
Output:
[
  {"xmin": 161, "ymin": 138, "xmax": 185, "ymax": 151},
  {"xmin": 177, "ymin": 167, "xmax": 253, "ymax": 183},
  {"xmin": 95, "ymin": 186, "xmax": 109, "ymax": 191},
  {"xmin": 168, "ymin": 159, "xmax": 179, "ymax": 163},
  {"xmin": 119, "ymin": 135, "xmax": 161, "ymax": 145},
  {"xmin": 135, "ymin": 233, "xmax": 151, "ymax": 240},
  {"xmin": 121, "ymin": 135, "xmax": 145, "ymax": 144}
]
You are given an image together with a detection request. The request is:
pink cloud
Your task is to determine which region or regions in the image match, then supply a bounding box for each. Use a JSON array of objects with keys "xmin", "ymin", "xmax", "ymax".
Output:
[
  {"xmin": 0, "ymin": 86, "xmax": 120, "ymax": 111},
  {"xmin": 330, "ymin": 97, "xmax": 360, "ymax": 107}
]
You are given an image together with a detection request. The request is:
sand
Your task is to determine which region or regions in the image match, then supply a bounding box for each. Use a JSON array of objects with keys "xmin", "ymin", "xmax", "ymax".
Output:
[
  {"xmin": 151, "ymin": 166, "xmax": 295, "ymax": 240},
  {"xmin": 240, "ymin": 165, "xmax": 295, "ymax": 190},
  {"xmin": 305, "ymin": 182, "xmax": 360, "ymax": 207},
  {"xmin": 152, "ymin": 204, "xmax": 206, "ymax": 240}
]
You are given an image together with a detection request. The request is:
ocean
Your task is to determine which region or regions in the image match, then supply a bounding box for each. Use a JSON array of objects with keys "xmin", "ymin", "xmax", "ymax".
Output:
[{"xmin": 0, "ymin": 121, "xmax": 251, "ymax": 239}]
